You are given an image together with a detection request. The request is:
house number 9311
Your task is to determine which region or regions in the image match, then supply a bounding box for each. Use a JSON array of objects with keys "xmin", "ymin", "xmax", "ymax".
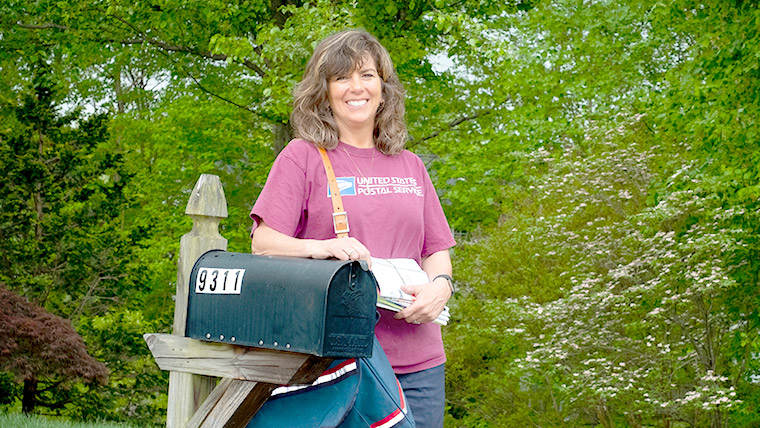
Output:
[{"xmin": 195, "ymin": 268, "xmax": 245, "ymax": 294}]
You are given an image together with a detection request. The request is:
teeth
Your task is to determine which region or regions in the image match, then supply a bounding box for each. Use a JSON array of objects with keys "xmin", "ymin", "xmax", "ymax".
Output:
[{"xmin": 347, "ymin": 100, "xmax": 367, "ymax": 106}]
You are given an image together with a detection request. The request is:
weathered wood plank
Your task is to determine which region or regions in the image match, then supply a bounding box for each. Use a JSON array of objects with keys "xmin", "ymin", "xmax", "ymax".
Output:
[
  {"xmin": 167, "ymin": 371, "xmax": 215, "ymax": 428},
  {"xmin": 145, "ymin": 333, "xmax": 320, "ymax": 384},
  {"xmin": 286, "ymin": 355, "xmax": 334, "ymax": 385},
  {"xmin": 185, "ymin": 357, "xmax": 333, "ymax": 428},
  {"xmin": 168, "ymin": 174, "xmax": 228, "ymax": 428},
  {"xmin": 173, "ymin": 174, "xmax": 228, "ymax": 336},
  {"xmin": 185, "ymin": 378, "xmax": 235, "ymax": 428},
  {"xmin": 198, "ymin": 381, "xmax": 275, "ymax": 428}
]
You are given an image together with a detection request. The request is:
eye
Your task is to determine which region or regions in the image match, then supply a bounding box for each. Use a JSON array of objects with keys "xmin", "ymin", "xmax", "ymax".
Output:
[{"xmin": 333, "ymin": 75, "xmax": 348, "ymax": 82}]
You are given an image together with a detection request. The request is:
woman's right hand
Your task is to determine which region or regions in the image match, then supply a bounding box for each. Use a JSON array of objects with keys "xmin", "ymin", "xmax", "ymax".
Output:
[
  {"xmin": 308, "ymin": 237, "xmax": 372, "ymax": 268},
  {"xmin": 252, "ymin": 220, "xmax": 372, "ymax": 268}
]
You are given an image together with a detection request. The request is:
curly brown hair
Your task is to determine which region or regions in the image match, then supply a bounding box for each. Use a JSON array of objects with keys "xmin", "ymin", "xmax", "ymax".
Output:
[{"xmin": 290, "ymin": 29, "xmax": 407, "ymax": 155}]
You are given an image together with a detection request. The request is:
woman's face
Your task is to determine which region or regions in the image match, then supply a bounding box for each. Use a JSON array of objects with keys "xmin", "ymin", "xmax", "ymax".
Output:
[{"xmin": 327, "ymin": 55, "xmax": 383, "ymax": 136}]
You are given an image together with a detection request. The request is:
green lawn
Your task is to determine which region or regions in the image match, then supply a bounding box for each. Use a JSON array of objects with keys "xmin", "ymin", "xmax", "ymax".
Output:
[{"xmin": 0, "ymin": 413, "xmax": 138, "ymax": 428}]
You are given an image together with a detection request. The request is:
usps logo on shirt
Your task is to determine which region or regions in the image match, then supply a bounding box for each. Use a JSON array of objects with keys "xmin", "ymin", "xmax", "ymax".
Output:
[{"xmin": 327, "ymin": 177, "xmax": 357, "ymax": 196}]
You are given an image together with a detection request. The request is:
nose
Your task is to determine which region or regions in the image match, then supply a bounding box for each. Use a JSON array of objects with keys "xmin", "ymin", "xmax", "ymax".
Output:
[{"xmin": 348, "ymin": 73, "xmax": 362, "ymax": 91}]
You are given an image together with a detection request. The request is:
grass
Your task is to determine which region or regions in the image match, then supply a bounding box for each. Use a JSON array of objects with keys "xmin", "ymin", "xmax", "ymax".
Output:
[{"xmin": 0, "ymin": 412, "xmax": 138, "ymax": 428}]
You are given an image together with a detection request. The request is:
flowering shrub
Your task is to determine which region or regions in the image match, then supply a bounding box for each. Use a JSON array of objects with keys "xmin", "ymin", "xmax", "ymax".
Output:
[
  {"xmin": 446, "ymin": 109, "xmax": 759, "ymax": 427},
  {"xmin": 443, "ymin": 1, "xmax": 759, "ymax": 426}
]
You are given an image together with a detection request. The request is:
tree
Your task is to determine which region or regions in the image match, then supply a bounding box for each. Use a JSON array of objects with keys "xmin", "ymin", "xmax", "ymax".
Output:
[
  {"xmin": 0, "ymin": 283, "xmax": 108, "ymax": 414},
  {"xmin": 0, "ymin": 0, "xmax": 536, "ymax": 232},
  {"xmin": 445, "ymin": 1, "xmax": 760, "ymax": 427},
  {"xmin": 6, "ymin": 1, "xmax": 757, "ymax": 426},
  {"xmin": 0, "ymin": 64, "xmax": 140, "ymax": 417},
  {"xmin": 0, "ymin": 1, "xmax": 535, "ymax": 423},
  {"xmin": 0, "ymin": 64, "xmax": 135, "ymax": 318}
]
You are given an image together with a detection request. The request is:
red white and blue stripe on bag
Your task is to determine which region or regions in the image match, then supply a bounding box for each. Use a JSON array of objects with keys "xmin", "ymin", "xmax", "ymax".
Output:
[
  {"xmin": 271, "ymin": 358, "xmax": 359, "ymax": 397},
  {"xmin": 370, "ymin": 378, "xmax": 407, "ymax": 428},
  {"xmin": 269, "ymin": 358, "xmax": 410, "ymax": 427}
]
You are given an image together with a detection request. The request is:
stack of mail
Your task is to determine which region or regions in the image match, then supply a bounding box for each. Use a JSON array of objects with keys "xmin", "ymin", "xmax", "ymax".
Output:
[{"xmin": 371, "ymin": 258, "xmax": 451, "ymax": 326}]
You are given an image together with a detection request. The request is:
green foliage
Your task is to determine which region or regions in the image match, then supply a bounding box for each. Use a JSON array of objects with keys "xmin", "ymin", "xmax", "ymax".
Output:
[
  {"xmin": 0, "ymin": 372, "xmax": 18, "ymax": 406},
  {"xmin": 73, "ymin": 309, "xmax": 166, "ymax": 426},
  {"xmin": 0, "ymin": 72, "xmax": 136, "ymax": 318},
  {"xmin": 0, "ymin": 411, "xmax": 137, "ymax": 428},
  {"xmin": 2, "ymin": 0, "xmax": 530, "ymax": 422},
  {"xmin": 0, "ymin": 65, "xmax": 137, "ymax": 417},
  {"xmin": 445, "ymin": 1, "xmax": 760, "ymax": 427},
  {"xmin": 2, "ymin": 0, "xmax": 759, "ymax": 426}
]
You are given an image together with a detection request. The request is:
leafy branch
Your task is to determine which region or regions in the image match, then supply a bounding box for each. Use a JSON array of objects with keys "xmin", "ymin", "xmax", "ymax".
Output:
[{"xmin": 409, "ymin": 99, "xmax": 510, "ymax": 146}]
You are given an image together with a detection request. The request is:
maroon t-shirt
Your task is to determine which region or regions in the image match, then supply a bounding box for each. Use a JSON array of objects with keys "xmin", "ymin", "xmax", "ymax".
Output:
[{"xmin": 250, "ymin": 139, "xmax": 455, "ymax": 373}]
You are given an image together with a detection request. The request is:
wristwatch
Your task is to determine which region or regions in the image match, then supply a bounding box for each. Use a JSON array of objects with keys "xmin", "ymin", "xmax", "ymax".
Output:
[{"xmin": 433, "ymin": 274, "xmax": 455, "ymax": 295}]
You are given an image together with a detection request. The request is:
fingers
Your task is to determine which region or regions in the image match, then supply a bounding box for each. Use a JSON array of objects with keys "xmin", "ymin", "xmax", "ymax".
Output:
[
  {"xmin": 397, "ymin": 303, "xmax": 436, "ymax": 324},
  {"xmin": 344, "ymin": 247, "xmax": 358, "ymax": 257},
  {"xmin": 396, "ymin": 302, "xmax": 431, "ymax": 324},
  {"xmin": 337, "ymin": 239, "xmax": 368, "ymax": 261},
  {"xmin": 348, "ymin": 239, "xmax": 371, "ymax": 267},
  {"xmin": 394, "ymin": 281, "xmax": 450, "ymax": 324},
  {"xmin": 320, "ymin": 237, "xmax": 371, "ymax": 267}
]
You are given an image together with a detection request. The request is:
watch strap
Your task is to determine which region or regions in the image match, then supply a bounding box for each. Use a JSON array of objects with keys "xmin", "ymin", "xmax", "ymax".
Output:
[{"xmin": 433, "ymin": 274, "xmax": 455, "ymax": 294}]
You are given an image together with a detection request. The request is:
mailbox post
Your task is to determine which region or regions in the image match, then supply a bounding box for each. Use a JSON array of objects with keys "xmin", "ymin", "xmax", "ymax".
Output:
[
  {"xmin": 146, "ymin": 174, "xmax": 377, "ymax": 428},
  {"xmin": 167, "ymin": 174, "xmax": 228, "ymax": 428}
]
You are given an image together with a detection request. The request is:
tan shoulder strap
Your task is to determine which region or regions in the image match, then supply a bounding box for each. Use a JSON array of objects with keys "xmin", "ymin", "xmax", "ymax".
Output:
[{"xmin": 318, "ymin": 147, "xmax": 349, "ymax": 238}]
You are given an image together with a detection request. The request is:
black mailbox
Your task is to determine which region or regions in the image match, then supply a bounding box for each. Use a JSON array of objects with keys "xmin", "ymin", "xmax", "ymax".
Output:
[{"xmin": 186, "ymin": 251, "xmax": 377, "ymax": 358}]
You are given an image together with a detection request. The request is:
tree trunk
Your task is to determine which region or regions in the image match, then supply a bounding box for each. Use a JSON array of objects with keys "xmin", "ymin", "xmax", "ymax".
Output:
[
  {"xmin": 595, "ymin": 401, "xmax": 615, "ymax": 428},
  {"xmin": 22, "ymin": 378, "xmax": 37, "ymax": 414},
  {"xmin": 35, "ymin": 129, "xmax": 45, "ymax": 240},
  {"xmin": 626, "ymin": 413, "xmax": 643, "ymax": 428},
  {"xmin": 270, "ymin": 0, "xmax": 302, "ymax": 28},
  {"xmin": 113, "ymin": 64, "xmax": 125, "ymax": 114},
  {"xmin": 711, "ymin": 409, "xmax": 723, "ymax": 428},
  {"xmin": 272, "ymin": 122, "xmax": 291, "ymax": 156}
]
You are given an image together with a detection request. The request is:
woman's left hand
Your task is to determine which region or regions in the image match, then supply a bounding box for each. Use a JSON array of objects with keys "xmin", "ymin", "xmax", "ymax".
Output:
[{"xmin": 394, "ymin": 278, "xmax": 452, "ymax": 324}]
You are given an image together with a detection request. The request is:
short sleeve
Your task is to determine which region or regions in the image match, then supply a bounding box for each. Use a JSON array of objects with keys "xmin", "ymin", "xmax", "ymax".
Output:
[
  {"xmin": 420, "ymin": 163, "xmax": 456, "ymax": 257},
  {"xmin": 250, "ymin": 147, "xmax": 308, "ymax": 237}
]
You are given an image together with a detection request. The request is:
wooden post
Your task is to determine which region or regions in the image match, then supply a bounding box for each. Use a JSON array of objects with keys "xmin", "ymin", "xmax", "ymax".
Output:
[
  {"xmin": 146, "ymin": 173, "xmax": 334, "ymax": 427},
  {"xmin": 167, "ymin": 174, "xmax": 228, "ymax": 428}
]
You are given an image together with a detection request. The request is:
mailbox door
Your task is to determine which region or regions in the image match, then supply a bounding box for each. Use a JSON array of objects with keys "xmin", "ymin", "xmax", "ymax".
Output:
[{"xmin": 323, "ymin": 262, "xmax": 376, "ymax": 357}]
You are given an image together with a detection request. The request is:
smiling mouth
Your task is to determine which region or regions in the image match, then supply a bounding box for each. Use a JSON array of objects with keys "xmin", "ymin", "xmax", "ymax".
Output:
[{"xmin": 346, "ymin": 100, "xmax": 368, "ymax": 107}]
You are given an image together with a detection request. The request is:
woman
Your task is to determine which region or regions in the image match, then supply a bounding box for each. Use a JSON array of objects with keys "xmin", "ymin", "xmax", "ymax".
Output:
[{"xmin": 250, "ymin": 29, "xmax": 455, "ymax": 428}]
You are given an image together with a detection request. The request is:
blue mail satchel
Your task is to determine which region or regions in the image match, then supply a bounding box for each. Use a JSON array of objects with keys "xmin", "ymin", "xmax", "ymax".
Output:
[{"xmin": 247, "ymin": 337, "xmax": 415, "ymax": 428}]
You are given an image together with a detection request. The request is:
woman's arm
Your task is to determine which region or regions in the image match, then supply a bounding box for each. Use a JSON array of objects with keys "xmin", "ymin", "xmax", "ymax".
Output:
[
  {"xmin": 252, "ymin": 219, "xmax": 372, "ymax": 266},
  {"xmin": 395, "ymin": 249, "xmax": 453, "ymax": 324}
]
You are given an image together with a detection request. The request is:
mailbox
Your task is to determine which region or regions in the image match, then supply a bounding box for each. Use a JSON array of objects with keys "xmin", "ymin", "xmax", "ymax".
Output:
[{"xmin": 186, "ymin": 251, "xmax": 377, "ymax": 358}]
